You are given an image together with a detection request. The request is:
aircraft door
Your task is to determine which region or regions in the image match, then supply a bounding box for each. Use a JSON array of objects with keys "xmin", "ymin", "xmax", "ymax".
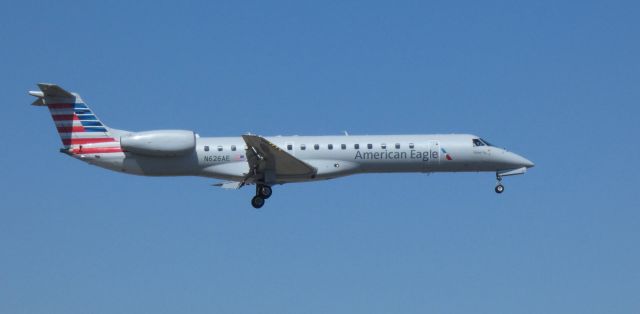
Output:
[
  {"xmin": 431, "ymin": 141, "xmax": 441, "ymax": 167},
  {"xmin": 422, "ymin": 140, "xmax": 440, "ymax": 171},
  {"xmin": 416, "ymin": 141, "xmax": 438, "ymax": 172}
]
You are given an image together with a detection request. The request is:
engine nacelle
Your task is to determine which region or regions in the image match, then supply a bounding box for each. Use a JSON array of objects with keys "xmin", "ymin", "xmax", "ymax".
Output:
[{"xmin": 120, "ymin": 130, "xmax": 196, "ymax": 157}]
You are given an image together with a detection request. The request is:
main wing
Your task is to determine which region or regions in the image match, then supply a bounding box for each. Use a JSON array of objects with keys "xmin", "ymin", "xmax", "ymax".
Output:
[{"xmin": 242, "ymin": 135, "xmax": 316, "ymax": 184}]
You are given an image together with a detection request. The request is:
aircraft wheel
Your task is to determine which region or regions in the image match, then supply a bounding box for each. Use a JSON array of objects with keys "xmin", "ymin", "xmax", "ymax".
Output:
[
  {"xmin": 495, "ymin": 184, "xmax": 505, "ymax": 194},
  {"xmin": 259, "ymin": 185, "xmax": 272, "ymax": 199},
  {"xmin": 251, "ymin": 195, "xmax": 265, "ymax": 208}
]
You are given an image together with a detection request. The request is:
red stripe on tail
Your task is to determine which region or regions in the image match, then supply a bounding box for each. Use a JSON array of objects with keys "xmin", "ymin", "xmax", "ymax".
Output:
[
  {"xmin": 52, "ymin": 114, "xmax": 78, "ymax": 121},
  {"xmin": 47, "ymin": 104, "xmax": 74, "ymax": 109},
  {"xmin": 57, "ymin": 126, "xmax": 86, "ymax": 133},
  {"xmin": 62, "ymin": 138, "xmax": 116, "ymax": 145}
]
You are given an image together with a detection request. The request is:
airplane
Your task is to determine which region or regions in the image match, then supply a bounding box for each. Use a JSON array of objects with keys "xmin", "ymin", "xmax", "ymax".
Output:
[{"xmin": 30, "ymin": 83, "xmax": 535, "ymax": 208}]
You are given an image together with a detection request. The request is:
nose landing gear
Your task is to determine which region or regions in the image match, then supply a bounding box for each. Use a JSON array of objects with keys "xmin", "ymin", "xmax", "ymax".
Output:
[
  {"xmin": 495, "ymin": 174, "xmax": 504, "ymax": 194},
  {"xmin": 493, "ymin": 167, "xmax": 529, "ymax": 194},
  {"xmin": 251, "ymin": 184, "xmax": 273, "ymax": 208}
]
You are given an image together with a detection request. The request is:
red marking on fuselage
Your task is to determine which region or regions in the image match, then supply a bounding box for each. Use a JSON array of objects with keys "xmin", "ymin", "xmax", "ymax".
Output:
[{"xmin": 71, "ymin": 147, "xmax": 123, "ymax": 154}]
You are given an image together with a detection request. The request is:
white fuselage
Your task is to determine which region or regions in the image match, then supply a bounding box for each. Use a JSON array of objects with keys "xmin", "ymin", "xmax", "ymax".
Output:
[
  {"xmin": 30, "ymin": 83, "xmax": 534, "ymax": 208},
  {"xmin": 78, "ymin": 133, "xmax": 534, "ymax": 184}
]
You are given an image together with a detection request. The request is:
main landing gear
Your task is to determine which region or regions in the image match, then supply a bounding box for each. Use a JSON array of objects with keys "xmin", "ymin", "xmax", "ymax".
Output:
[
  {"xmin": 251, "ymin": 184, "xmax": 272, "ymax": 208},
  {"xmin": 495, "ymin": 175, "xmax": 505, "ymax": 194}
]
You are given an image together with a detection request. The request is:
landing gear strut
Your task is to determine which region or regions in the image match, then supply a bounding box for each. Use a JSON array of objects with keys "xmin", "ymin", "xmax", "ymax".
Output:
[
  {"xmin": 495, "ymin": 175, "xmax": 505, "ymax": 194},
  {"xmin": 258, "ymin": 185, "xmax": 272, "ymax": 199},
  {"xmin": 251, "ymin": 184, "xmax": 273, "ymax": 208}
]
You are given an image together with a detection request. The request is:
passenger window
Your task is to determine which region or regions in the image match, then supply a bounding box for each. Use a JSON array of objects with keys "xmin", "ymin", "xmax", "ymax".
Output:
[
  {"xmin": 328, "ymin": 144, "xmax": 333, "ymax": 150},
  {"xmin": 204, "ymin": 146, "xmax": 210, "ymax": 152},
  {"xmin": 300, "ymin": 144, "xmax": 306, "ymax": 150},
  {"xmin": 367, "ymin": 144, "xmax": 373, "ymax": 149},
  {"xmin": 381, "ymin": 143, "xmax": 386, "ymax": 149},
  {"xmin": 287, "ymin": 144, "xmax": 292, "ymax": 150},
  {"xmin": 395, "ymin": 143, "xmax": 400, "ymax": 149},
  {"xmin": 409, "ymin": 143, "xmax": 414, "ymax": 149},
  {"xmin": 217, "ymin": 146, "xmax": 223, "ymax": 151},
  {"xmin": 341, "ymin": 144, "xmax": 346, "ymax": 150},
  {"xmin": 314, "ymin": 144, "xmax": 320, "ymax": 150},
  {"xmin": 354, "ymin": 144, "xmax": 360, "ymax": 149},
  {"xmin": 473, "ymin": 139, "xmax": 485, "ymax": 147},
  {"xmin": 231, "ymin": 145, "xmax": 236, "ymax": 151}
]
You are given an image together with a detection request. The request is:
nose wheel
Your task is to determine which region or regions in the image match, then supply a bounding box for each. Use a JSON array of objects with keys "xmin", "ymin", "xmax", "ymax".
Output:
[
  {"xmin": 251, "ymin": 184, "xmax": 273, "ymax": 208},
  {"xmin": 495, "ymin": 175, "xmax": 504, "ymax": 194}
]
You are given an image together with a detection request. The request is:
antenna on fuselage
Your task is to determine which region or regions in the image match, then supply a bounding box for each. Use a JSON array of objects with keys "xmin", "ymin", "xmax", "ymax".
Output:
[{"xmin": 343, "ymin": 131, "xmax": 349, "ymax": 136}]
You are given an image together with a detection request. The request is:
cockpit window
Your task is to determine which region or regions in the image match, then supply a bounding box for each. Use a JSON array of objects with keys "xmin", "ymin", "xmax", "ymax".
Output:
[
  {"xmin": 473, "ymin": 138, "xmax": 494, "ymax": 147},
  {"xmin": 480, "ymin": 138, "xmax": 493, "ymax": 146}
]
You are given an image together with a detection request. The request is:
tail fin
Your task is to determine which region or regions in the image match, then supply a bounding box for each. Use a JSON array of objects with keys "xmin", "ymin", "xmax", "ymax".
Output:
[{"xmin": 30, "ymin": 83, "xmax": 121, "ymax": 153}]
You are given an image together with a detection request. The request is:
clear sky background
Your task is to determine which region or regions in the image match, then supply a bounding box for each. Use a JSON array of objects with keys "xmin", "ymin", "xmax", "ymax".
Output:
[{"xmin": 1, "ymin": 1, "xmax": 639, "ymax": 313}]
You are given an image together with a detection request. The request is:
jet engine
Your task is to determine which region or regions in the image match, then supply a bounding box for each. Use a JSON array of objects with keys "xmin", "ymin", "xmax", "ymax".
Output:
[{"xmin": 120, "ymin": 130, "xmax": 196, "ymax": 157}]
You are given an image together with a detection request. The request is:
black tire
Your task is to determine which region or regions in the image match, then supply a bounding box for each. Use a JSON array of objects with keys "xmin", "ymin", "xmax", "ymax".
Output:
[
  {"xmin": 259, "ymin": 185, "xmax": 272, "ymax": 199},
  {"xmin": 495, "ymin": 184, "xmax": 505, "ymax": 194},
  {"xmin": 251, "ymin": 195, "xmax": 265, "ymax": 208}
]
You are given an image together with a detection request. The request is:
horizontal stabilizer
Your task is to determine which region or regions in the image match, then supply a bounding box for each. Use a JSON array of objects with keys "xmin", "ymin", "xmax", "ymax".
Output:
[
  {"xmin": 29, "ymin": 83, "xmax": 78, "ymax": 106},
  {"xmin": 37, "ymin": 83, "xmax": 74, "ymax": 98},
  {"xmin": 31, "ymin": 97, "xmax": 45, "ymax": 106}
]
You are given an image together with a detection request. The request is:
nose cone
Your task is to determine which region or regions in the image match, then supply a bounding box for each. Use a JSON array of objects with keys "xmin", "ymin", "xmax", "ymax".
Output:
[{"xmin": 507, "ymin": 152, "xmax": 535, "ymax": 168}]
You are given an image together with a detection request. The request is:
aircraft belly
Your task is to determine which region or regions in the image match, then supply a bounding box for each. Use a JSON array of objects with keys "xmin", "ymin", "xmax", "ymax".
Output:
[
  {"xmin": 121, "ymin": 152, "xmax": 201, "ymax": 176},
  {"xmin": 356, "ymin": 158, "xmax": 424, "ymax": 173},
  {"xmin": 304, "ymin": 159, "xmax": 360, "ymax": 179},
  {"xmin": 202, "ymin": 162, "xmax": 249, "ymax": 181},
  {"xmin": 78, "ymin": 153, "xmax": 128, "ymax": 173}
]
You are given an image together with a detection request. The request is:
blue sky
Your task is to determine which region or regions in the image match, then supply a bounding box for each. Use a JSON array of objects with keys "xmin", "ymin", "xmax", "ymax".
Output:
[{"xmin": 1, "ymin": 0, "xmax": 639, "ymax": 313}]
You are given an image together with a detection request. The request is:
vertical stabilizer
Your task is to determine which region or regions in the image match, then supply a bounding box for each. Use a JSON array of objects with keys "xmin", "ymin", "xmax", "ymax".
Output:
[{"xmin": 30, "ymin": 83, "xmax": 122, "ymax": 154}]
